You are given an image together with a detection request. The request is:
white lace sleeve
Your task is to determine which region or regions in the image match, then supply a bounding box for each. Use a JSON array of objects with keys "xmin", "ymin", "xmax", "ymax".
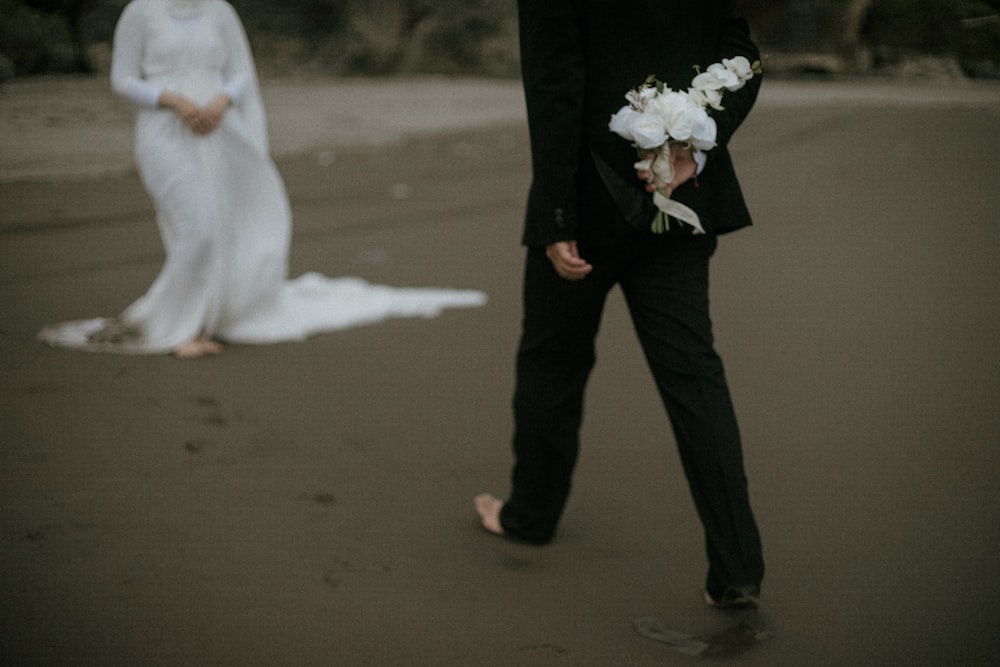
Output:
[
  {"xmin": 217, "ymin": 1, "xmax": 268, "ymax": 153},
  {"xmin": 110, "ymin": 1, "xmax": 163, "ymax": 108}
]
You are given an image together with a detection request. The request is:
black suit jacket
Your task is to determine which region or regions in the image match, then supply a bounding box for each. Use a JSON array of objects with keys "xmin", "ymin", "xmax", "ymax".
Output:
[{"xmin": 517, "ymin": 0, "xmax": 761, "ymax": 246}]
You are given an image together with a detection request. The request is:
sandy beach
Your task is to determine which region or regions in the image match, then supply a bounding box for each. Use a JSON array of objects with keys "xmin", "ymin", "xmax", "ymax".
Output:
[{"xmin": 1, "ymin": 75, "xmax": 999, "ymax": 665}]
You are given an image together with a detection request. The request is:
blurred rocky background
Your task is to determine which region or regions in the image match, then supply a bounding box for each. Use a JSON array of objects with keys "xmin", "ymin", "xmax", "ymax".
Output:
[{"xmin": 1, "ymin": 0, "xmax": 999, "ymax": 81}]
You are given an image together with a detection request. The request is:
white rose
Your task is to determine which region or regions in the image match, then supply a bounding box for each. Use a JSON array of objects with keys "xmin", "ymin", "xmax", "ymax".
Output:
[
  {"xmin": 628, "ymin": 111, "xmax": 668, "ymax": 149},
  {"xmin": 649, "ymin": 91, "xmax": 702, "ymax": 142},
  {"xmin": 647, "ymin": 91, "xmax": 683, "ymax": 123},
  {"xmin": 609, "ymin": 106, "xmax": 640, "ymax": 141},
  {"xmin": 686, "ymin": 106, "xmax": 717, "ymax": 151}
]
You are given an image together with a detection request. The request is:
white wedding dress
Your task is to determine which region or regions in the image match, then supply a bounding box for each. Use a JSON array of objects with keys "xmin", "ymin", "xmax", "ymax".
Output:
[{"xmin": 38, "ymin": 0, "xmax": 485, "ymax": 354}]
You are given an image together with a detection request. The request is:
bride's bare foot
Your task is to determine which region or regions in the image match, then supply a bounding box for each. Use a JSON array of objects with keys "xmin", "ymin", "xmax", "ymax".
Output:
[
  {"xmin": 474, "ymin": 493, "xmax": 504, "ymax": 536},
  {"xmin": 174, "ymin": 337, "xmax": 224, "ymax": 359}
]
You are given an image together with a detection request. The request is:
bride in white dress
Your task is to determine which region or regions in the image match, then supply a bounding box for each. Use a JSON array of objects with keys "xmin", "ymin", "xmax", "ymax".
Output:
[{"xmin": 38, "ymin": 0, "xmax": 486, "ymax": 357}]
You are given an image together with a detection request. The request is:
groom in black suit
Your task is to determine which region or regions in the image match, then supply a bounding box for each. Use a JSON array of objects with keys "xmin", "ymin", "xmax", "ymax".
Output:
[{"xmin": 476, "ymin": 1, "xmax": 765, "ymax": 608}]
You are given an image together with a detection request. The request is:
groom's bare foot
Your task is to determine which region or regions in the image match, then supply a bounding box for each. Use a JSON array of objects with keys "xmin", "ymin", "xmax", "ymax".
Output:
[
  {"xmin": 474, "ymin": 493, "xmax": 504, "ymax": 536},
  {"xmin": 175, "ymin": 337, "xmax": 224, "ymax": 359}
]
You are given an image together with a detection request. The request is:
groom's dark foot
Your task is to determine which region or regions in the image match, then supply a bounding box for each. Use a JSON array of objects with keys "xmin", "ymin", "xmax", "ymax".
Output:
[{"xmin": 704, "ymin": 584, "xmax": 760, "ymax": 610}]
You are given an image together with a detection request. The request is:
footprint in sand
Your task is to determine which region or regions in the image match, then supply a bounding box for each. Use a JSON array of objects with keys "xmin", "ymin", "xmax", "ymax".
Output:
[{"xmin": 190, "ymin": 395, "xmax": 228, "ymax": 426}]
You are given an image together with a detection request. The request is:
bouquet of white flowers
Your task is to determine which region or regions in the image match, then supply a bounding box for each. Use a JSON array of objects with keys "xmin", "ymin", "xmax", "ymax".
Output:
[{"xmin": 608, "ymin": 56, "xmax": 761, "ymax": 233}]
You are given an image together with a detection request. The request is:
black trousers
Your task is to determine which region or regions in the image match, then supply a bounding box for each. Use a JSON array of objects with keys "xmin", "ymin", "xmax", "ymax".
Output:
[{"xmin": 500, "ymin": 234, "xmax": 764, "ymax": 596}]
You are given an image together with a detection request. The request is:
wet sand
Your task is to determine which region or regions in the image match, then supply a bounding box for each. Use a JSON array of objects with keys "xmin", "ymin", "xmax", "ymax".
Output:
[{"xmin": 2, "ymin": 76, "xmax": 999, "ymax": 665}]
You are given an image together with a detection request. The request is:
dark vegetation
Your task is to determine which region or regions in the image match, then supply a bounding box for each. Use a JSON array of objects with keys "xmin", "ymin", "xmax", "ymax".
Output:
[{"xmin": 2, "ymin": 0, "xmax": 999, "ymax": 80}]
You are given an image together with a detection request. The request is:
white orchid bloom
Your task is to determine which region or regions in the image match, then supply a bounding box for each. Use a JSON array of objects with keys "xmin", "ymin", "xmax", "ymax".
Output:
[
  {"xmin": 692, "ymin": 70, "xmax": 726, "ymax": 92},
  {"xmin": 688, "ymin": 85, "xmax": 724, "ymax": 111},
  {"xmin": 723, "ymin": 56, "xmax": 754, "ymax": 83},
  {"xmin": 706, "ymin": 63, "xmax": 741, "ymax": 91}
]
